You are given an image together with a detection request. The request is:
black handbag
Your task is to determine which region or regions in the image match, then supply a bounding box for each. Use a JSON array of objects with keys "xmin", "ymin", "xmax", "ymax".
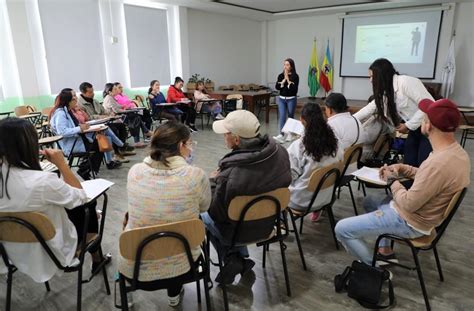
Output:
[{"xmin": 335, "ymin": 261, "xmax": 395, "ymax": 309}]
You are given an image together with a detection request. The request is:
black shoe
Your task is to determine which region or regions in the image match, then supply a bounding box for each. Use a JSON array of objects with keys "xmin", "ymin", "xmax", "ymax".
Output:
[
  {"xmin": 91, "ymin": 253, "xmax": 112, "ymax": 275},
  {"xmin": 215, "ymin": 254, "xmax": 243, "ymax": 285},
  {"xmin": 106, "ymin": 160, "xmax": 122, "ymax": 169},
  {"xmin": 124, "ymin": 145, "xmax": 135, "ymax": 152},
  {"xmin": 189, "ymin": 125, "xmax": 198, "ymax": 132},
  {"xmin": 240, "ymin": 258, "xmax": 255, "ymax": 276}
]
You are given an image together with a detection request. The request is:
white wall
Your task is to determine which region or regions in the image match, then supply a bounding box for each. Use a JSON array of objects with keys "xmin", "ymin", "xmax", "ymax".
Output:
[
  {"xmin": 451, "ymin": 1, "xmax": 474, "ymax": 106},
  {"xmin": 186, "ymin": 9, "xmax": 262, "ymax": 86},
  {"xmin": 266, "ymin": 3, "xmax": 473, "ymax": 104}
]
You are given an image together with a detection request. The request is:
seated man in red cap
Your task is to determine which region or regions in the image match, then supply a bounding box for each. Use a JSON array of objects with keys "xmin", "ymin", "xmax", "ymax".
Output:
[
  {"xmin": 335, "ymin": 98, "xmax": 470, "ymax": 266},
  {"xmin": 201, "ymin": 110, "xmax": 291, "ymax": 284}
]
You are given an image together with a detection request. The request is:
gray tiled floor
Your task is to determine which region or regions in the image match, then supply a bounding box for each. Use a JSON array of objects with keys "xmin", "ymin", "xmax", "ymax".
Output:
[{"xmin": 1, "ymin": 111, "xmax": 474, "ymax": 310}]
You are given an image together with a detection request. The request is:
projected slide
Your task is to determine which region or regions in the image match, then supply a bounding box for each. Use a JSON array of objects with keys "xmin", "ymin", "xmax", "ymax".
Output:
[{"xmin": 354, "ymin": 22, "xmax": 427, "ymax": 64}]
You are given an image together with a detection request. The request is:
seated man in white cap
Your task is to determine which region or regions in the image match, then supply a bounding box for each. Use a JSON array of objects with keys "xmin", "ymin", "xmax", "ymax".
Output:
[{"xmin": 201, "ymin": 110, "xmax": 291, "ymax": 284}]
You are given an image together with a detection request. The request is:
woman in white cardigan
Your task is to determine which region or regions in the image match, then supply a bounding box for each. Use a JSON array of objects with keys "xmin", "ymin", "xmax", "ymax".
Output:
[{"xmin": 287, "ymin": 103, "xmax": 343, "ymax": 222}]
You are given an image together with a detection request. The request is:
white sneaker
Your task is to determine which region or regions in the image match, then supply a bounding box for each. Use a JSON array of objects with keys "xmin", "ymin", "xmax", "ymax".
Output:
[
  {"xmin": 168, "ymin": 287, "xmax": 185, "ymax": 307},
  {"xmin": 215, "ymin": 113, "xmax": 225, "ymax": 120},
  {"xmin": 273, "ymin": 134, "xmax": 285, "ymax": 144}
]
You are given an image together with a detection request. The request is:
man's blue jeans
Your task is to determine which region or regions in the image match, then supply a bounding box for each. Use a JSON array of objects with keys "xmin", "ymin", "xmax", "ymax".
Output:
[
  {"xmin": 335, "ymin": 195, "xmax": 424, "ymax": 265},
  {"xmin": 201, "ymin": 212, "xmax": 249, "ymax": 260}
]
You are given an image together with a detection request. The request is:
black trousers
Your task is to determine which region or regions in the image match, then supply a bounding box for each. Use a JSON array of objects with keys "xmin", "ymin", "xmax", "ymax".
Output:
[
  {"xmin": 167, "ymin": 285, "xmax": 183, "ymax": 297},
  {"xmin": 65, "ymin": 200, "xmax": 99, "ymax": 245},
  {"xmin": 178, "ymin": 104, "xmax": 197, "ymax": 125},
  {"xmin": 403, "ymin": 127, "xmax": 432, "ymax": 167},
  {"xmin": 109, "ymin": 122, "xmax": 128, "ymax": 152}
]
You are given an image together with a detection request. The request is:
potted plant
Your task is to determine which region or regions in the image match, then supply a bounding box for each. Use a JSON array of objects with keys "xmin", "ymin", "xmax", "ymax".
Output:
[
  {"xmin": 204, "ymin": 78, "xmax": 214, "ymax": 92},
  {"xmin": 186, "ymin": 74, "xmax": 200, "ymax": 91}
]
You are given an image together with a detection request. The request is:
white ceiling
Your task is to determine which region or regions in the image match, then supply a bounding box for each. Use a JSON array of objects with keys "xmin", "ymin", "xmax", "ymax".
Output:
[
  {"xmin": 151, "ymin": 0, "xmax": 473, "ymax": 20},
  {"xmin": 213, "ymin": 0, "xmax": 379, "ymax": 13}
]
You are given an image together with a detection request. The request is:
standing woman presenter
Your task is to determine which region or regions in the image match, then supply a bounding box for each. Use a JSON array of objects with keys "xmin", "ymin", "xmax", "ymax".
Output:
[
  {"xmin": 273, "ymin": 58, "xmax": 299, "ymax": 144},
  {"xmin": 354, "ymin": 58, "xmax": 433, "ymax": 167}
]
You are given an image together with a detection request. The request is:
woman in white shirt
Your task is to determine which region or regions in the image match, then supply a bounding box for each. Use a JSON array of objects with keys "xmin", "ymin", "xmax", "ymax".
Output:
[
  {"xmin": 0, "ymin": 118, "xmax": 106, "ymax": 282},
  {"xmin": 354, "ymin": 58, "xmax": 434, "ymax": 167},
  {"xmin": 287, "ymin": 103, "xmax": 343, "ymax": 222}
]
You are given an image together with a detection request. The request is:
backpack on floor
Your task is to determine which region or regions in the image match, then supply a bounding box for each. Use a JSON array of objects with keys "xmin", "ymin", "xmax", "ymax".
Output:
[{"xmin": 335, "ymin": 261, "xmax": 395, "ymax": 309}]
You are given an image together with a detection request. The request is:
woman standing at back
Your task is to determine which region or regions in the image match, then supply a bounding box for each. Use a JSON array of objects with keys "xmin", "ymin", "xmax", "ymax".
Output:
[
  {"xmin": 354, "ymin": 58, "xmax": 434, "ymax": 167},
  {"xmin": 274, "ymin": 58, "xmax": 299, "ymax": 144}
]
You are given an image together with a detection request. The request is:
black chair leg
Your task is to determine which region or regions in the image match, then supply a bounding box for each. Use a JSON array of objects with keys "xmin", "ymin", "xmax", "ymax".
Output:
[
  {"xmin": 326, "ymin": 207, "xmax": 340, "ymax": 250},
  {"xmin": 98, "ymin": 247, "xmax": 111, "ymax": 295},
  {"xmin": 45, "ymin": 281, "xmax": 51, "ymax": 292},
  {"xmin": 299, "ymin": 217, "xmax": 304, "ymax": 235},
  {"xmin": 361, "ymin": 182, "xmax": 367, "ymax": 197},
  {"xmin": 433, "ymin": 246, "xmax": 444, "ymax": 282},
  {"xmin": 279, "ymin": 241, "xmax": 291, "ymax": 297},
  {"xmin": 337, "ymin": 186, "xmax": 341, "ymax": 199},
  {"xmin": 76, "ymin": 267, "xmax": 83, "ymax": 311},
  {"xmin": 348, "ymin": 183, "xmax": 358, "ymax": 215},
  {"xmin": 6, "ymin": 267, "xmax": 13, "ymax": 311},
  {"xmin": 196, "ymin": 279, "xmax": 202, "ymax": 303},
  {"xmin": 203, "ymin": 275, "xmax": 211, "ymax": 310},
  {"xmin": 411, "ymin": 248, "xmax": 431, "ymax": 311},
  {"xmin": 289, "ymin": 212, "xmax": 307, "ymax": 270},
  {"xmin": 262, "ymin": 244, "xmax": 267, "ymax": 268},
  {"xmin": 119, "ymin": 275, "xmax": 129, "ymax": 311},
  {"xmin": 217, "ymin": 253, "xmax": 229, "ymax": 311}
]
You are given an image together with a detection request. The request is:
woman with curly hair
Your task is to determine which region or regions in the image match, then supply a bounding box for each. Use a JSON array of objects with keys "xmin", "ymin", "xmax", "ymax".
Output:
[{"xmin": 287, "ymin": 103, "xmax": 343, "ymax": 222}]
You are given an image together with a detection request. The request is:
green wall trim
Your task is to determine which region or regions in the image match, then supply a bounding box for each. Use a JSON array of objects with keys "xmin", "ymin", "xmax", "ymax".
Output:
[{"xmin": 0, "ymin": 86, "xmax": 169, "ymax": 113}]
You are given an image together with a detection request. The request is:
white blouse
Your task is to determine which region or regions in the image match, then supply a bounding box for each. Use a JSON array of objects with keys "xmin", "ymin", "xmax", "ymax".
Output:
[
  {"xmin": 0, "ymin": 165, "xmax": 88, "ymax": 283},
  {"xmin": 354, "ymin": 74, "xmax": 434, "ymax": 131}
]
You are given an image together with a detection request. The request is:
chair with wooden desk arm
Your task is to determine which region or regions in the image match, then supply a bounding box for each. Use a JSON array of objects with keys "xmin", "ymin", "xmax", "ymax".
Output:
[
  {"xmin": 288, "ymin": 161, "xmax": 343, "ymax": 271},
  {"xmin": 337, "ymin": 143, "xmax": 364, "ymax": 216},
  {"xmin": 116, "ymin": 219, "xmax": 211, "ymax": 310},
  {"xmin": 0, "ymin": 193, "xmax": 111, "ymax": 311},
  {"xmin": 214, "ymin": 188, "xmax": 291, "ymax": 310},
  {"xmin": 371, "ymin": 188, "xmax": 467, "ymax": 311}
]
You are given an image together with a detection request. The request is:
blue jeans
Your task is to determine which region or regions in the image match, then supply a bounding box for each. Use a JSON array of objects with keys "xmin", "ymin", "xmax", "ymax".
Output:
[
  {"xmin": 200, "ymin": 212, "xmax": 249, "ymax": 260},
  {"xmin": 335, "ymin": 195, "xmax": 424, "ymax": 265},
  {"xmin": 277, "ymin": 96, "xmax": 297, "ymax": 132}
]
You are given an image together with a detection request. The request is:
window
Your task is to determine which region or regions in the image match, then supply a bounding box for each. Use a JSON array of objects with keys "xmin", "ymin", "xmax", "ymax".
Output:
[
  {"xmin": 124, "ymin": 4, "xmax": 171, "ymax": 87},
  {"xmin": 38, "ymin": 0, "xmax": 106, "ymax": 93}
]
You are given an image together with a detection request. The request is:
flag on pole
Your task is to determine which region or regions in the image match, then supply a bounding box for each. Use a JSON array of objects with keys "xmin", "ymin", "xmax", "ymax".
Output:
[
  {"xmin": 441, "ymin": 36, "xmax": 456, "ymax": 99},
  {"xmin": 308, "ymin": 39, "xmax": 320, "ymax": 97},
  {"xmin": 320, "ymin": 40, "xmax": 333, "ymax": 93}
]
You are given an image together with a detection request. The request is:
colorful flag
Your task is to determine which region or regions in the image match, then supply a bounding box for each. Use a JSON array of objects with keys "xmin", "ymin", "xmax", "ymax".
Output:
[
  {"xmin": 320, "ymin": 40, "xmax": 333, "ymax": 93},
  {"xmin": 307, "ymin": 40, "xmax": 320, "ymax": 97}
]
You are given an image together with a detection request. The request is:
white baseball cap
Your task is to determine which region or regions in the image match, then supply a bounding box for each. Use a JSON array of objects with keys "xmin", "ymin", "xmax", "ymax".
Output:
[{"xmin": 212, "ymin": 110, "xmax": 260, "ymax": 138}]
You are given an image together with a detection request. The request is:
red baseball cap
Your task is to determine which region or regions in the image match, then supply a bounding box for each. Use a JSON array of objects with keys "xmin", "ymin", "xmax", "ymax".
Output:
[{"xmin": 418, "ymin": 98, "xmax": 460, "ymax": 132}]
